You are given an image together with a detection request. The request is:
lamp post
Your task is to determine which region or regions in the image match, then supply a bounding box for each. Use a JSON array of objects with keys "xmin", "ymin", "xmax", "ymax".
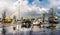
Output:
[
  {"xmin": 17, "ymin": 1, "xmax": 20, "ymax": 35},
  {"xmin": 18, "ymin": 1, "xmax": 20, "ymax": 20}
]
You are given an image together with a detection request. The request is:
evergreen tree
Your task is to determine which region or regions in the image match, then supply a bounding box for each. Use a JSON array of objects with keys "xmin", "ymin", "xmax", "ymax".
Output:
[{"xmin": 2, "ymin": 10, "xmax": 6, "ymax": 23}]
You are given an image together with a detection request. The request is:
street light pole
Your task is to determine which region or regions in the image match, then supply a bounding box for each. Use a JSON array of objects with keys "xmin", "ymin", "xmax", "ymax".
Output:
[
  {"xmin": 17, "ymin": 1, "xmax": 20, "ymax": 35},
  {"xmin": 18, "ymin": 1, "xmax": 20, "ymax": 20}
]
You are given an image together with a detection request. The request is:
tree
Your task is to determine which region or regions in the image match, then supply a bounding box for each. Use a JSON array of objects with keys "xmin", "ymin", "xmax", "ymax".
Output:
[
  {"xmin": 49, "ymin": 8, "xmax": 55, "ymax": 18},
  {"xmin": 2, "ymin": 11, "xmax": 6, "ymax": 23},
  {"xmin": 13, "ymin": 15, "xmax": 16, "ymax": 24},
  {"xmin": 2, "ymin": 10, "xmax": 6, "ymax": 35},
  {"xmin": 42, "ymin": 13, "xmax": 45, "ymax": 22}
]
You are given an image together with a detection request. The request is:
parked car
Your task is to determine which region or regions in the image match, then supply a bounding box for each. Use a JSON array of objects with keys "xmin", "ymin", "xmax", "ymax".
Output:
[{"xmin": 21, "ymin": 19, "xmax": 31, "ymax": 28}]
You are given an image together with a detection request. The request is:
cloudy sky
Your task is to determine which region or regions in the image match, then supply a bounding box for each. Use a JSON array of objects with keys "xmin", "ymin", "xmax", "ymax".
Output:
[{"xmin": 0, "ymin": 0, "xmax": 60, "ymax": 18}]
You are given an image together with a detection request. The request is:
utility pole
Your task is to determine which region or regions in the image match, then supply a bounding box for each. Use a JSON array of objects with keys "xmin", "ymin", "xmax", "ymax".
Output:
[
  {"xmin": 18, "ymin": 1, "xmax": 20, "ymax": 20},
  {"xmin": 16, "ymin": 1, "xmax": 20, "ymax": 35}
]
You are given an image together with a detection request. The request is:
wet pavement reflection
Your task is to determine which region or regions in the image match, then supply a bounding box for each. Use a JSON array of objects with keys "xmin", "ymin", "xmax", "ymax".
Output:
[
  {"xmin": 1, "ymin": 28, "xmax": 60, "ymax": 35},
  {"xmin": 0, "ymin": 24, "xmax": 60, "ymax": 35}
]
